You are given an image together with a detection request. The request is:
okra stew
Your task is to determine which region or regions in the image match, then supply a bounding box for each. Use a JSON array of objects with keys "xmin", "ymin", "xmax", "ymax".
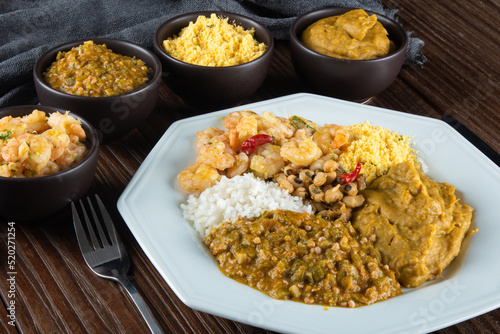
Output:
[{"xmin": 204, "ymin": 210, "xmax": 402, "ymax": 308}]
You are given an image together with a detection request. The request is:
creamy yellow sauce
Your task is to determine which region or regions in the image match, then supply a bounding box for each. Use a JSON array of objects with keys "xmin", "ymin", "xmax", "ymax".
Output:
[
  {"xmin": 352, "ymin": 161, "xmax": 474, "ymax": 288},
  {"xmin": 301, "ymin": 9, "xmax": 394, "ymax": 60}
]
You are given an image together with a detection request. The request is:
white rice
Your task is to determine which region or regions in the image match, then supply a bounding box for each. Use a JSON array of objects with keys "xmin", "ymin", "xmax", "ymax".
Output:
[{"xmin": 181, "ymin": 173, "xmax": 313, "ymax": 237}]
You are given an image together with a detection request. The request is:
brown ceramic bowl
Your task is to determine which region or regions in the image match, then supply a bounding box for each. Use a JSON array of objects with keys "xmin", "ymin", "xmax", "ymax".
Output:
[
  {"xmin": 33, "ymin": 38, "xmax": 162, "ymax": 143},
  {"xmin": 290, "ymin": 7, "xmax": 408, "ymax": 102},
  {"xmin": 154, "ymin": 11, "xmax": 274, "ymax": 107},
  {"xmin": 0, "ymin": 105, "xmax": 99, "ymax": 221}
]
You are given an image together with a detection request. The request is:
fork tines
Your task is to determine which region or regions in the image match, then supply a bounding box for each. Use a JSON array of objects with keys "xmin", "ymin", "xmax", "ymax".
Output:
[{"xmin": 72, "ymin": 195, "xmax": 119, "ymax": 258}]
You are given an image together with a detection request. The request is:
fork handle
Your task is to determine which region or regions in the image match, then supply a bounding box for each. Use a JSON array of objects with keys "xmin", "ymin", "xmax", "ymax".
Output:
[{"xmin": 116, "ymin": 275, "xmax": 164, "ymax": 334}]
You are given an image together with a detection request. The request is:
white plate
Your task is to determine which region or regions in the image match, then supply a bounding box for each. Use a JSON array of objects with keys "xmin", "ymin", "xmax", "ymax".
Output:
[{"xmin": 118, "ymin": 93, "xmax": 500, "ymax": 334}]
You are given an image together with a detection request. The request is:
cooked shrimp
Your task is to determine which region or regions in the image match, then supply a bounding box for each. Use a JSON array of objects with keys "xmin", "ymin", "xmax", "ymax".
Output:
[
  {"xmin": 0, "ymin": 164, "xmax": 10, "ymax": 177},
  {"xmin": 17, "ymin": 134, "xmax": 52, "ymax": 172},
  {"xmin": 0, "ymin": 116, "xmax": 27, "ymax": 137},
  {"xmin": 228, "ymin": 115, "xmax": 259, "ymax": 152},
  {"xmin": 195, "ymin": 127, "xmax": 227, "ymax": 150},
  {"xmin": 42, "ymin": 129, "xmax": 70, "ymax": 160},
  {"xmin": 258, "ymin": 111, "xmax": 295, "ymax": 145},
  {"xmin": 47, "ymin": 112, "xmax": 86, "ymax": 141},
  {"xmin": 223, "ymin": 110, "xmax": 260, "ymax": 130},
  {"xmin": 280, "ymin": 136, "xmax": 322, "ymax": 166},
  {"xmin": 55, "ymin": 142, "xmax": 87, "ymax": 170},
  {"xmin": 292, "ymin": 128, "xmax": 311, "ymax": 142},
  {"xmin": 1, "ymin": 138, "xmax": 21, "ymax": 163},
  {"xmin": 313, "ymin": 124, "xmax": 350, "ymax": 155},
  {"xmin": 197, "ymin": 140, "xmax": 236, "ymax": 170},
  {"xmin": 21, "ymin": 109, "xmax": 50, "ymax": 133},
  {"xmin": 35, "ymin": 160, "xmax": 61, "ymax": 177},
  {"xmin": 0, "ymin": 110, "xmax": 88, "ymax": 178},
  {"xmin": 177, "ymin": 161, "xmax": 221, "ymax": 194},
  {"xmin": 227, "ymin": 152, "xmax": 249, "ymax": 178},
  {"xmin": 250, "ymin": 143, "xmax": 284, "ymax": 179},
  {"xmin": 0, "ymin": 165, "xmax": 8, "ymax": 177},
  {"xmin": 289, "ymin": 115, "xmax": 319, "ymax": 135},
  {"xmin": 0, "ymin": 162, "xmax": 23, "ymax": 178}
]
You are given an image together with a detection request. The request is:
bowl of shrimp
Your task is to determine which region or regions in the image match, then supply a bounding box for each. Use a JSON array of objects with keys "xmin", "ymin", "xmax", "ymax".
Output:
[
  {"xmin": 33, "ymin": 38, "xmax": 162, "ymax": 144},
  {"xmin": 0, "ymin": 105, "xmax": 99, "ymax": 221}
]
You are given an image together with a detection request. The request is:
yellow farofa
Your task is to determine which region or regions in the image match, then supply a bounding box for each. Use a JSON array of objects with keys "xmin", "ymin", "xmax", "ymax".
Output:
[
  {"xmin": 339, "ymin": 121, "xmax": 418, "ymax": 184},
  {"xmin": 162, "ymin": 13, "xmax": 267, "ymax": 66}
]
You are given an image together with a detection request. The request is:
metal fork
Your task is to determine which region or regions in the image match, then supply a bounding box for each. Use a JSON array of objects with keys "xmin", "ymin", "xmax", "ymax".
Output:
[{"xmin": 72, "ymin": 195, "xmax": 164, "ymax": 334}]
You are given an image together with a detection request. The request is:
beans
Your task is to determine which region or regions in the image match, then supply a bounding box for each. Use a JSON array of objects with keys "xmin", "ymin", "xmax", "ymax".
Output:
[
  {"xmin": 288, "ymin": 174, "xmax": 303, "ymax": 188},
  {"xmin": 323, "ymin": 159, "xmax": 339, "ymax": 172},
  {"xmin": 342, "ymin": 182, "xmax": 358, "ymax": 196},
  {"xmin": 309, "ymin": 159, "xmax": 326, "ymax": 171},
  {"xmin": 313, "ymin": 172, "xmax": 327, "ymax": 186},
  {"xmin": 205, "ymin": 210, "xmax": 403, "ymax": 308},
  {"xmin": 309, "ymin": 184, "xmax": 324, "ymax": 202},
  {"xmin": 284, "ymin": 164, "xmax": 300, "ymax": 175},
  {"xmin": 324, "ymin": 185, "xmax": 342, "ymax": 203},
  {"xmin": 273, "ymin": 172, "xmax": 286, "ymax": 183},
  {"xmin": 326, "ymin": 171, "xmax": 337, "ymax": 183},
  {"xmin": 304, "ymin": 296, "xmax": 315, "ymax": 304},
  {"xmin": 279, "ymin": 178, "xmax": 294, "ymax": 193},
  {"xmin": 322, "ymin": 183, "xmax": 333, "ymax": 192},
  {"xmin": 276, "ymin": 154, "xmax": 366, "ymax": 222},
  {"xmin": 292, "ymin": 187, "xmax": 307, "ymax": 198},
  {"xmin": 342, "ymin": 194, "xmax": 365, "ymax": 208},
  {"xmin": 299, "ymin": 169, "xmax": 314, "ymax": 184},
  {"xmin": 356, "ymin": 173, "xmax": 367, "ymax": 191}
]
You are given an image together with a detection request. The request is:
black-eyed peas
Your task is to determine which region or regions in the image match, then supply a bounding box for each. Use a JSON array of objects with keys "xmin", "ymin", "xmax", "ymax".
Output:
[
  {"xmin": 292, "ymin": 187, "xmax": 307, "ymax": 198},
  {"xmin": 342, "ymin": 195, "xmax": 365, "ymax": 208},
  {"xmin": 299, "ymin": 169, "xmax": 314, "ymax": 186},
  {"xmin": 323, "ymin": 159, "xmax": 339, "ymax": 172},
  {"xmin": 313, "ymin": 171, "xmax": 327, "ymax": 186},
  {"xmin": 284, "ymin": 164, "xmax": 301, "ymax": 176},
  {"xmin": 341, "ymin": 182, "xmax": 358, "ymax": 196},
  {"xmin": 279, "ymin": 177, "xmax": 294, "ymax": 193},
  {"xmin": 288, "ymin": 174, "xmax": 304, "ymax": 188},
  {"xmin": 276, "ymin": 154, "xmax": 366, "ymax": 222},
  {"xmin": 356, "ymin": 173, "xmax": 367, "ymax": 191},
  {"xmin": 324, "ymin": 184, "xmax": 343, "ymax": 203},
  {"xmin": 309, "ymin": 184, "xmax": 324, "ymax": 202}
]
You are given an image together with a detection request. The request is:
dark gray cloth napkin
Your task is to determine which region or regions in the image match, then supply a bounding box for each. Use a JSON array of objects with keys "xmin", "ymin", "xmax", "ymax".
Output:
[{"xmin": 0, "ymin": 0, "xmax": 426, "ymax": 108}]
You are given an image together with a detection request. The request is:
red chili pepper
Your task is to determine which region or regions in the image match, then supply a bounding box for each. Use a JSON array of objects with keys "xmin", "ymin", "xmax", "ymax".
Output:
[
  {"xmin": 241, "ymin": 134, "xmax": 274, "ymax": 154},
  {"xmin": 340, "ymin": 162, "xmax": 362, "ymax": 184}
]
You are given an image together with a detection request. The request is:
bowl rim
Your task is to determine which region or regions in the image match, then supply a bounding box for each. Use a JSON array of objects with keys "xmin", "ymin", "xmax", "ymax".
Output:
[
  {"xmin": 33, "ymin": 38, "xmax": 162, "ymax": 101},
  {"xmin": 153, "ymin": 10, "xmax": 275, "ymax": 69},
  {"xmin": 0, "ymin": 105, "xmax": 99, "ymax": 182},
  {"xmin": 290, "ymin": 7, "xmax": 409, "ymax": 64}
]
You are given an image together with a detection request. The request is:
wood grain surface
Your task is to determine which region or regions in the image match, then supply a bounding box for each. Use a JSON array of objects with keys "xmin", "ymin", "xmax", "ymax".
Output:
[{"xmin": 1, "ymin": 0, "xmax": 499, "ymax": 333}]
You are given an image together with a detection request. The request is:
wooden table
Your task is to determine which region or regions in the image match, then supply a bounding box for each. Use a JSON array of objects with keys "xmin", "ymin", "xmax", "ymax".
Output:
[{"xmin": 1, "ymin": 0, "xmax": 499, "ymax": 333}]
